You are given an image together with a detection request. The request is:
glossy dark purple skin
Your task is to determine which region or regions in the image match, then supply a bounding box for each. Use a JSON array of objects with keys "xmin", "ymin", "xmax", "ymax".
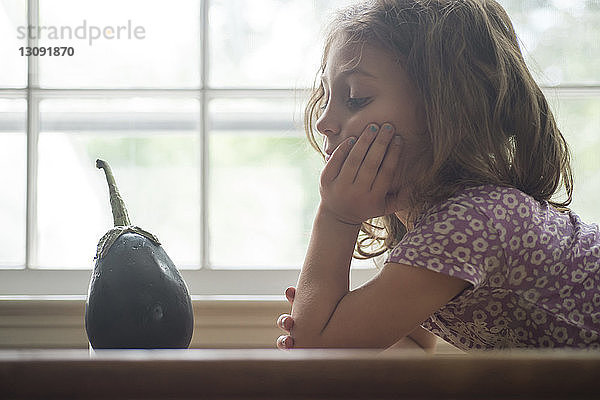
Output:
[{"xmin": 85, "ymin": 232, "xmax": 194, "ymax": 349}]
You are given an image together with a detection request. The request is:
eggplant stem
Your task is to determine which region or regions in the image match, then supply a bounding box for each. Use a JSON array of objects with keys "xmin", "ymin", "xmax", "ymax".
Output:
[{"xmin": 96, "ymin": 159, "xmax": 131, "ymax": 227}]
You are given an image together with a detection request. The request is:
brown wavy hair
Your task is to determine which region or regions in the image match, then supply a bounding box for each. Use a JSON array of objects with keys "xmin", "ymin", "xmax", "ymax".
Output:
[{"xmin": 304, "ymin": 0, "xmax": 573, "ymax": 259}]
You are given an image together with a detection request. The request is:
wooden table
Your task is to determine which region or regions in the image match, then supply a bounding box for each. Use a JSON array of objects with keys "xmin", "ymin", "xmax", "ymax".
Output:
[{"xmin": 1, "ymin": 348, "xmax": 600, "ymax": 399}]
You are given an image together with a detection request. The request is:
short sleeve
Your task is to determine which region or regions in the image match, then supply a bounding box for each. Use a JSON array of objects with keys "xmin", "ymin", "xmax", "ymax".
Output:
[{"xmin": 386, "ymin": 196, "xmax": 505, "ymax": 289}]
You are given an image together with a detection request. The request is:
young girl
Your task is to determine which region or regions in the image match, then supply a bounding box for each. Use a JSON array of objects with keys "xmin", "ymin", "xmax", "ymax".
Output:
[{"xmin": 275, "ymin": 0, "xmax": 600, "ymax": 351}]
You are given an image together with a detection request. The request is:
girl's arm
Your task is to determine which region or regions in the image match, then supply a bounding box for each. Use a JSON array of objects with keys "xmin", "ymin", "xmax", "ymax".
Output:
[
  {"xmin": 291, "ymin": 225, "xmax": 468, "ymax": 348},
  {"xmin": 290, "ymin": 124, "xmax": 468, "ymax": 348},
  {"xmin": 290, "ymin": 205, "xmax": 360, "ymax": 346},
  {"xmin": 278, "ymin": 287, "xmax": 438, "ymax": 352},
  {"xmin": 390, "ymin": 326, "xmax": 438, "ymax": 353},
  {"xmin": 386, "ymin": 336, "xmax": 427, "ymax": 352}
]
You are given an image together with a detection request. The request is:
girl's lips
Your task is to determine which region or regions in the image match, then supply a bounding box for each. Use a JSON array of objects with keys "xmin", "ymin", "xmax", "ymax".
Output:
[
  {"xmin": 324, "ymin": 146, "xmax": 337, "ymax": 157},
  {"xmin": 324, "ymin": 141, "xmax": 341, "ymax": 161},
  {"xmin": 324, "ymin": 148, "xmax": 335, "ymax": 162}
]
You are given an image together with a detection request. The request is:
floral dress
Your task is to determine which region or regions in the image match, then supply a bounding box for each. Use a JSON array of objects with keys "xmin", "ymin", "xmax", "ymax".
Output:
[{"xmin": 387, "ymin": 185, "xmax": 600, "ymax": 350}]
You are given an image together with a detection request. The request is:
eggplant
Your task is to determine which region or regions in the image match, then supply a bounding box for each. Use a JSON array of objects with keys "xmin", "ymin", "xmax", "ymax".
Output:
[{"xmin": 85, "ymin": 159, "xmax": 194, "ymax": 349}]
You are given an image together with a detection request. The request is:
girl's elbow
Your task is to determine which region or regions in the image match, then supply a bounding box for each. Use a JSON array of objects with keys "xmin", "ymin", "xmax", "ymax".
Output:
[
  {"xmin": 289, "ymin": 313, "xmax": 332, "ymax": 348},
  {"xmin": 290, "ymin": 323, "xmax": 334, "ymax": 348},
  {"xmin": 290, "ymin": 331, "xmax": 327, "ymax": 348}
]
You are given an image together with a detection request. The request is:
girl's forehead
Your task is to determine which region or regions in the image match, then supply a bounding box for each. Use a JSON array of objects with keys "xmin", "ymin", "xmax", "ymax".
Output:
[
  {"xmin": 323, "ymin": 42, "xmax": 371, "ymax": 77},
  {"xmin": 322, "ymin": 42, "xmax": 394, "ymax": 82}
]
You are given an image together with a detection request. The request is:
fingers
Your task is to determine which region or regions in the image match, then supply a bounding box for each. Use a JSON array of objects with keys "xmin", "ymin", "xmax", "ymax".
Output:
[
  {"xmin": 321, "ymin": 123, "xmax": 400, "ymax": 189},
  {"xmin": 336, "ymin": 124, "xmax": 380, "ymax": 184},
  {"xmin": 355, "ymin": 123, "xmax": 397, "ymax": 188},
  {"xmin": 371, "ymin": 126, "xmax": 403, "ymax": 194},
  {"xmin": 277, "ymin": 289, "xmax": 296, "ymax": 349},
  {"xmin": 277, "ymin": 335, "xmax": 294, "ymax": 350},
  {"xmin": 285, "ymin": 286, "xmax": 296, "ymax": 304},
  {"xmin": 320, "ymin": 136, "xmax": 356, "ymax": 184},
  {"xmin": 278, "ymin": 287, "xmax": 296, "ymax": 338},
  {"xmin": 277, "ymin": 313, "xmax": 294, "ymax": 332}
]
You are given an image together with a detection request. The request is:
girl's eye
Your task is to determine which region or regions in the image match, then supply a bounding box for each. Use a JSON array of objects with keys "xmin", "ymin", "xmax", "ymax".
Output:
[
  {"xmin": 319, "ymin": 93, "xmax": 329, "ymax": 111},
  {"xmin": 346, "ymin": 97, "xmax": 371, "ymax": 110}
]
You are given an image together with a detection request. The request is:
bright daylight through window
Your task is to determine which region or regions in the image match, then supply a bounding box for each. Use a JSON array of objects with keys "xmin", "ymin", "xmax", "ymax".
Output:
[{"xmin": 0, "ymin": 0, "xmax": 598, "ymax": 296}]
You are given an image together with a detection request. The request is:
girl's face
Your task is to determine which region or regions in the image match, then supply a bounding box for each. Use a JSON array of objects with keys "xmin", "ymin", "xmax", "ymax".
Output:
[{"xmin": 316, "ymin": 41, "xmax": 430, "ymax": 212}]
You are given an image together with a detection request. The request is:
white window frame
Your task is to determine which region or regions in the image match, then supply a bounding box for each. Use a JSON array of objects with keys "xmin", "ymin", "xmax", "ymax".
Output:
[
  {"xmin": 1, "ymin": 0, "xmax": 598, "ymax": 297},
  {"xmin": 0, "ymin": 0, "xmax": 379, "ymax": 297}
]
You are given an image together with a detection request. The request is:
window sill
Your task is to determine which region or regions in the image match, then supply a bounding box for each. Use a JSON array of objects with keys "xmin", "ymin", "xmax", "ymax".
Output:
[{"xmin": 0, "ymin": 296, "xmax": 289, "ymax": 349}]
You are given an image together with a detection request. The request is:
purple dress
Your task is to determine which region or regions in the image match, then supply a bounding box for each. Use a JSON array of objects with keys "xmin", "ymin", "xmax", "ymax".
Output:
[{"xmin": 386, "ymin": 185, "xmax": 600, "ymax": 350}]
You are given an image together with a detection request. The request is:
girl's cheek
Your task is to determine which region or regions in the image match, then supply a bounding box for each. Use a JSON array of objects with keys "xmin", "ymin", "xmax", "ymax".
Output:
[
  {"xmin": 344, "ymin": 106, "xmax": 402, "ymax": 136},
  {"xmin": 344, "ymin": 115, "xmax": 371, "ymax": 136}
]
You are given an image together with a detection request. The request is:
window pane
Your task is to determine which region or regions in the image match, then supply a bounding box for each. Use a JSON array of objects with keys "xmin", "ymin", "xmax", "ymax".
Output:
[
  {"xmin": 549, "ymin": 94, "xmax": 600, "ymax": 223},
  {"xmin": 208, "ymin": 97, "xmax": 322, "ymax": 268},
  {"xmin": 38, "ymin": 0, "xmax": 200, "ymax": 88},
  {"xmin": 0, "ymin": 0, "xmax": 27, "ymax": 88},
  {"xmin": 0, "ymin": 98, "xmax": 26, "ymax": 267},
  {"xmin": 209, "ymin": 0, "xmax": 353, "ymax": 88},
  {"xmin": 37, "ymin": 98, "xmax": 200, "ymax": 269},
  {"xmin": 500, "ymin": 0, "xmax": 600, "ymax": 85}
]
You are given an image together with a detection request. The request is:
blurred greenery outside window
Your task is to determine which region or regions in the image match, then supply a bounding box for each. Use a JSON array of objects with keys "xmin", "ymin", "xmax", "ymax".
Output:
[{"xmin": 0, "ymin": 0, "xmax": 598, "ymax": 296}]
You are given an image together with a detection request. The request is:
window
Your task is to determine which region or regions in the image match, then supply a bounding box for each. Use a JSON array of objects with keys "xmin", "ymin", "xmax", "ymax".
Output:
[{"xmin": 1, "ymin": 0, "xmax": 598, "ymax": 296}]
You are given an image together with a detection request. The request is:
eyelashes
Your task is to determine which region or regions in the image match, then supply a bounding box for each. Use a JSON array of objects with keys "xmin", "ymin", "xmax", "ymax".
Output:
[
  {"xmin": 346, "ymin": 97, "xmax": 371, "ymax": 110},
  {"xmin": 319, "ymin": 96, "xmax": 372, "ymax": 112}
]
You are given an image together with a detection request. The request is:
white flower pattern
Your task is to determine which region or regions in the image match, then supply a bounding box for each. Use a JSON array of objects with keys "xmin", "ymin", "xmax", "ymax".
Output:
[{"xmin": 387, "ymin": 185, "xmax": 600, "ymax": 350}]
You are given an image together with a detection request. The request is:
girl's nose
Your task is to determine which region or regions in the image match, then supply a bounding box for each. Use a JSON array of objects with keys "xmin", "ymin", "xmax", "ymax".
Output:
[{"xmin": 316, "ymin": 106, "xmax": 341, "ymax": 137}]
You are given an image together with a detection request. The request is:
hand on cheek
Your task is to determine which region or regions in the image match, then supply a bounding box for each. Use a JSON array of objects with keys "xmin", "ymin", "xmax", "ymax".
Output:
[{"xmin": 320, "ymin": 122, "xmax": 404, "ymax": 225}]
